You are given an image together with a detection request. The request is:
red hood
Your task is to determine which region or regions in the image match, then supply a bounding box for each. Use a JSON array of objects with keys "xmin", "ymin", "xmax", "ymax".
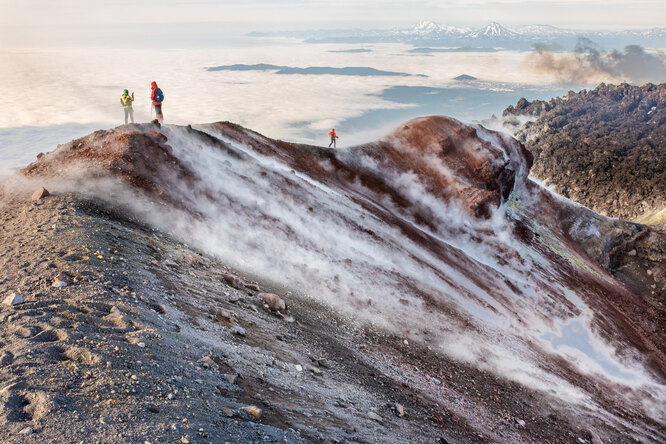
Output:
[{"xmin": 151, "ymin": 81, "xmax": 158, "ymax": 89}]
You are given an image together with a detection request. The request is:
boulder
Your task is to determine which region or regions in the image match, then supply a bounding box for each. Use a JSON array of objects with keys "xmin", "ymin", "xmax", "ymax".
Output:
[{"xmin": 31, "ymin": 187, "xmax": 50, "ymax": 201}]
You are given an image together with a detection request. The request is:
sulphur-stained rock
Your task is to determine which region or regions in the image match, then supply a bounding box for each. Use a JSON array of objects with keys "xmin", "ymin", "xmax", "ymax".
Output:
[{"xmin": 258, "ymin": 292, "xmax": 286, "ymax": 312}]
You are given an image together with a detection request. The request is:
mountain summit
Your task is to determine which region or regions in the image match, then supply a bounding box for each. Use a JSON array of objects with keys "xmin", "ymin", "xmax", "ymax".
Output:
[
  {"xmin": 471, "ymin": 22, "xmax": 517, "ymax": 38},
  {"xmin": 2, "ymin": 116, "xmax": 664, "ymax": 443}
]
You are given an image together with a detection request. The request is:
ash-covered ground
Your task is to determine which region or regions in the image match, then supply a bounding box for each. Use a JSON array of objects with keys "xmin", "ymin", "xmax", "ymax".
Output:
[{"xmin": 0, "ymin": 193, "xmax": 602, "ymax": 444}]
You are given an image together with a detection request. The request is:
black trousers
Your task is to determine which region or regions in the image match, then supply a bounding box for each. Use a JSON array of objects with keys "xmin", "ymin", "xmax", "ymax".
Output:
[{"xmin": 153, "ymin": 104, "xmax": 163, "ymax": 121}]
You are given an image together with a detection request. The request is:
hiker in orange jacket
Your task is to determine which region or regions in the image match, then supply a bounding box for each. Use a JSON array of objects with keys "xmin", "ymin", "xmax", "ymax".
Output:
[{"xmin": 328, "ymin": 128, "xmax": 338, "ymax": 148}]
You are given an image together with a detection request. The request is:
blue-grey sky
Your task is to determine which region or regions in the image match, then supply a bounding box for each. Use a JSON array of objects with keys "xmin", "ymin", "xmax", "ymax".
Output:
[{"xmin": 1, "ymin": 0, "xmax": 664, "ymax": 30}]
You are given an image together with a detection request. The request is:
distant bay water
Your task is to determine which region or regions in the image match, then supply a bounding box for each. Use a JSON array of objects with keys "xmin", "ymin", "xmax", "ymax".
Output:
[{"xmin": 0, "ymin": 28, "xmax": 582, "ymax": 179}]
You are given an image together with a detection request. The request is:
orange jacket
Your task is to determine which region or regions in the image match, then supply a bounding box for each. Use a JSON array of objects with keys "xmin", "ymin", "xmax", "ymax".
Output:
[{"xmin": 329, "ymin": 129, "xmax": 337, "ymax": 139}]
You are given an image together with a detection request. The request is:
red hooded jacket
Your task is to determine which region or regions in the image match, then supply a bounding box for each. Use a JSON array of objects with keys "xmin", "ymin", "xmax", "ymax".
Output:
[{"xmin": 150, "ymin": 81, "xmax": 162, "ymax": 105}]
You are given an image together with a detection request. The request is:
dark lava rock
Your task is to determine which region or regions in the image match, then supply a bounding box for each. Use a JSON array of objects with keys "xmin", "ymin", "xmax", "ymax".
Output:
[{"xmin": 503, "ymin": 82, "xmax": 666, "ymax": 224}]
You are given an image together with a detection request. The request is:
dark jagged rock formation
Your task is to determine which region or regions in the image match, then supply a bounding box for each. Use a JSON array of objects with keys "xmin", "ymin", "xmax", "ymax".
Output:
[{"xmin": 503, "ymin": 82, "xmax": 666, "ymax": 225}]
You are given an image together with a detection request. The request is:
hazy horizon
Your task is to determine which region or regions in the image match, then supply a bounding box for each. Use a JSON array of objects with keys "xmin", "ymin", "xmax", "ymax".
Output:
[
  {"xmin": 1, "ymin": 0, "xmax": 665, "ymax": 179},
  {"xmin": 2, "ymin": 0, "xmax": 665, "ymax": 30}
]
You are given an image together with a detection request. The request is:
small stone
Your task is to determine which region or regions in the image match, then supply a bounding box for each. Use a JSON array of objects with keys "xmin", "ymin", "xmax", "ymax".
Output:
[
  {"xmin": 334, "ymin": 399, "xmax": 347, "ymax": 408},
  {"xmin": 317, "ymin": 358, "xmax": 331, "ymax": 368},
  {"xmin": 258, "ymin": 293, "xmax": 286, "ymax": 312},
  {"xmin": 230, "ymin": 326, "xmax": 246, "ymax": 336},
  {"xmin": 137, "ymin": 342, "xmax": 146, "ymax": 348},
  {"xmin": 19, "ymin": 426, "xmax": 33, "ymax": 435},
  {"xmin": 213, "ymin": 307, "xmax": 234, "ymax": 320},
  {"xmin": 198, "ymin": 356, "xmax": 216, "ymax": 369},
  {"xmin": 31, "ymin": 187, "xmax": 50, "ymax": 201},
  {"xmin": 628, "ymin": 249, "xmax": 637, "ymax": 256},
  {"xmin": 392, "ymin": 403, "xmax": 404, "ymax": 417},
  {"xmin": 647, "ymin": 269, "xmax": 653, "ymax": 276},
  {"xmin": 244, "ymin": 405, "xmax": 261, "ymax": 419},
  {"xmin": 367, "ymin": 411, "xmax": 383, "ymax": 423},
  {"xmin": 150, "ymin": 303, "xmax": 167, "ymax": 314},
  {"xmin": 180, "ymin": 437, "xmax": 190, "ymax": 444},
  {"xmin": 295, "ymin": 364, "xmax": 303, "ymax": 372},
  {"xmin": 221, "ymin": 272, "xmax": 239, "ymax": 288},
  {"xmin": 516, "ymin": 418, "xmax": 526, "ymax": 427},
  {"xmin": 308, "ymin": 366, "xmax": 322, "ymax": 375},
  {"xmin": 222, "ymin": 408, "xmax": 234, "ymax": 417},
  {"xmin": 224, "ymin": 373, "xmax": 239, "ymax": 384},
  {"xmin": 3, "ymin": 292, "xmax": 24, "ymax": 306},
  {"xmin": 245, "ymin": 284, "xmax": 261, "ymax": 292},
  {"xmin": 52, "ymin": 280, "xmax": 68, "ymax": 288}
]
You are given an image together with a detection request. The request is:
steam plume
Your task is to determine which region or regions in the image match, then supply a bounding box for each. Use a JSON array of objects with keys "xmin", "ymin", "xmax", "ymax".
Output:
[{"xmin": 526, "ymin": 38, "xmax": 666, "ymax": 85}]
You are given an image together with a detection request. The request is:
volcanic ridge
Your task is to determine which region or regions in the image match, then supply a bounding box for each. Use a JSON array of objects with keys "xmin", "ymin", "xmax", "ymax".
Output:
[{"xmin": 0, "ymin": 116, "xmax": 664, "ymax": 443}]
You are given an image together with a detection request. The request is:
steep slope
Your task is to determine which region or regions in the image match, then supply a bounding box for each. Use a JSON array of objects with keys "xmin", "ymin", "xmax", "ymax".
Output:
[{"xmin": 2, "ymin": 116, "xmax": 665, "ymax": 443}]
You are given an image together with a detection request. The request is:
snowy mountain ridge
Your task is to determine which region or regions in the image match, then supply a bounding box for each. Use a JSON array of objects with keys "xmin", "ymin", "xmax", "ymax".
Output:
[{"xmin": 265, "ymin": 21, "xmax": 666, "ymax": 49}]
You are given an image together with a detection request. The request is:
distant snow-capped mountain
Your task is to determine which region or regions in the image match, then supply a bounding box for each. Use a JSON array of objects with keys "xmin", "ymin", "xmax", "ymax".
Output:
[
  {"xmin": 470, "ymin": 22, "xmax": 517, "ymax": 38},
  {"xmin": 252, "ymin": 22, "xmax": 666, "ymax": 50},
  {"xmin": 401, "ymin": 21, "xmax": 471, "ymax": 37}
]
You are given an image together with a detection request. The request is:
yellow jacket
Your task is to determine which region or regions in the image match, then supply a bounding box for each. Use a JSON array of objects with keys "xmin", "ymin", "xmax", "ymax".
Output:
[{"xmin": 120, "ymin": 94, "xmax": 134, "ymax": 108}]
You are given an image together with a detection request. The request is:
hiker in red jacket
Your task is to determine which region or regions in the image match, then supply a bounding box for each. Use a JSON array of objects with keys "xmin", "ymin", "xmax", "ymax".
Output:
[{"xmin": 150, "ymin": 81, "xmax": 164, "ymax": 122}]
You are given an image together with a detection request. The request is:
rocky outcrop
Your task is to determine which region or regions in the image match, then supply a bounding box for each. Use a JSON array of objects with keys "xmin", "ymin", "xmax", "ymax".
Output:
[
  {"xmin": 539, "ymin": 186, "xmax": 666, "ymax": 303},
  {"xmin": 503, "ymin": 82, "xmax": 666, "ymax": 224},
  {"xmin": 378, "ymin": 116, "xmax": 532, "ymax": 218}
]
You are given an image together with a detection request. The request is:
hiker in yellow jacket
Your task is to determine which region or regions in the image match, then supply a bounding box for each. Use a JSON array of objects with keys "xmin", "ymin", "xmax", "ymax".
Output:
[{"xmin": 120, "ymin": 89, "xmax": 135, "ymax": 124}]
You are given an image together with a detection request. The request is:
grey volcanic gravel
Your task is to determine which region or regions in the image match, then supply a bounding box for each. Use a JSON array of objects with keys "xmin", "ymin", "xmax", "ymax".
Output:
[{"xmin": 0, "ymin": 191, "xmax": 643, "ymax": 443}]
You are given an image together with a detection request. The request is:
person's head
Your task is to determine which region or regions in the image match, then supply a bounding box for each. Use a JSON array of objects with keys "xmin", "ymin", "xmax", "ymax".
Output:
[
  {"xmin": 123, "ymin": 89, "xmax": 128, "ymax": 96},
  {"xmin": 332, "ymin": 128, "xmax": 335, "ymax": 131},
  {"xmin": 151, "ymin": 81, "xmax": 158, "ymax": 89}
]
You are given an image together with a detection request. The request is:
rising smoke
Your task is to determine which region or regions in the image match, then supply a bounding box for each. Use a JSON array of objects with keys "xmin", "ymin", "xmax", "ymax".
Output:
[{"xmin": 526, "ymin": 38, "xmax": 666, "ymax": 85}]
